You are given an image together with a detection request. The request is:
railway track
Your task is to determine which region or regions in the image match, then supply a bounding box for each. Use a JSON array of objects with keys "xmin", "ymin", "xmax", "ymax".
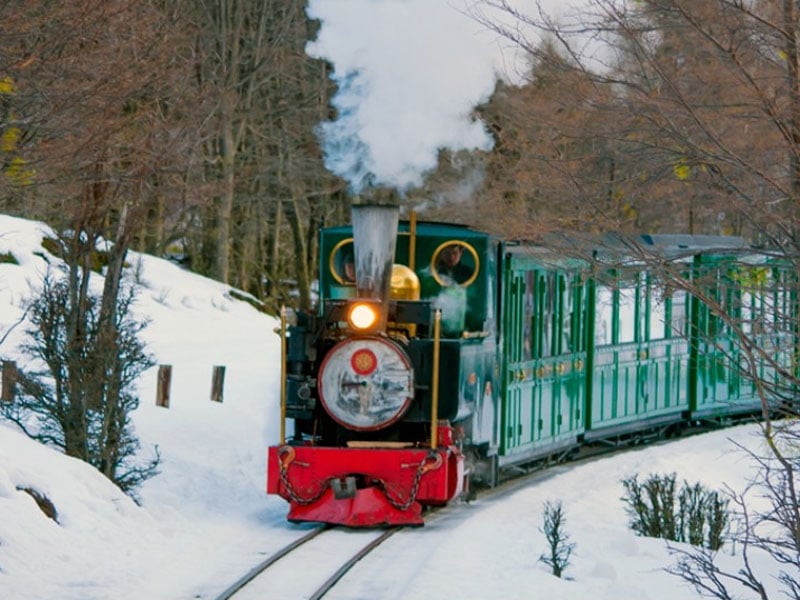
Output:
[
  {"xmin": 210, "ymin": 450, "xmax": 612, "ymax": 600},
  {"xmin": 212, "ymin": 423, "xmax": 729, "ymax": 600},
  {"xmin": 213, "ymin": 524, "xmax": 400, "ymax": 600}
]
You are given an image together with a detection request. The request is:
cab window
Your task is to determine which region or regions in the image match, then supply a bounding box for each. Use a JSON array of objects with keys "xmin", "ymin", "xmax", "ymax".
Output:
[
  {"xmin": 431, "ymin": 241, "xmax": 479, "ymax": 287},
  {"xmin": 330, "ymin": 239, "xmax": 355, "ymax": 285}
]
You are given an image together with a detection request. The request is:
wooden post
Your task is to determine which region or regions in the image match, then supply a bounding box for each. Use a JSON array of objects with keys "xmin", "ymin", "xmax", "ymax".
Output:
[
  {"xmin": 1, "ymin": 360, "xmax": 17, "ymax": 403},
  {"xmin": 156, "ymin": 365, "xmax": 172, "ymax": 408},
  {"xmin": 211, "ymin": 365, "xmax": 225, "ymax": 403}
]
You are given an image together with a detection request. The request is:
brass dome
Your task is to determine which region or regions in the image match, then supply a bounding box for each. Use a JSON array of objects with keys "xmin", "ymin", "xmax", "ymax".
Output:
[{"xmin": 390, "ymin": 264, "xmax": 421, "ymax": 301}]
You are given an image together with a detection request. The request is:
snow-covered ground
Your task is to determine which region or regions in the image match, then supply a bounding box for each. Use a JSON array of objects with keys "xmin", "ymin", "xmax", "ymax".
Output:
[{"xmin": 0, "ymin": 214, "xmax": 783, "ymax": 599}]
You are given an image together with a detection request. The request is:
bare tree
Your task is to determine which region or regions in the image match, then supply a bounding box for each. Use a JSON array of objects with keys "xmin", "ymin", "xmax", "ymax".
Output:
[
  {"xmin": 465, "ymin": 6, "xmax": 800, "ymax": 595},
  {"xmin": 0, "ymin": 0, "xmax": 194, "ymax": 492},
  {"xmin": 466, "ymin": 0, "xmax": 800, "ymax": 243},
  {"xmin": 1, "ymin": 0, "xmax": 351, "ymax": 310},
  {"xmin": 539, "ymin": 499, "xmax": 576, "ymax": 578},
  {"xmin": 667, "ymin": 422, "xmax": 800, "ymax": 600}
]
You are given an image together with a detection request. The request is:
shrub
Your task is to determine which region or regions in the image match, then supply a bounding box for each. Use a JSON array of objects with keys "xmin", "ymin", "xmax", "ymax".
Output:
[
  {"xmin": 1, "ymin": 270, "xmax": 159, "ymax": 498},
  {"xmin": 622, "ymin": 472, "xmax": 678, "ymax": 540},
  {"xmin": 621, "ymin": 473, "xmax": 729, "ymax": 550}
]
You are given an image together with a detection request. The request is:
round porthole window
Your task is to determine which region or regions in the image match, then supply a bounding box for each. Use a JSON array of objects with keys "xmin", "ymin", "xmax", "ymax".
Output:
[
  {"xmin": 330, "ymin": 238, "xmax": 355, "ymax": 285},
  {"xmin": 431, "ymin": 241, "xmax": 479, "ymax": 287}
]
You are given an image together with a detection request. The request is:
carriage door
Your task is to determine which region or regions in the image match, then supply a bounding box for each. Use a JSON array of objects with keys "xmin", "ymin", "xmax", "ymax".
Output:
[
  {"xmin": 502, "ymin": 268, "xmax": 530, "ymax": 452},
  {"xmin": 530, "ymin": 270, "xmax": 587, "ymax": 443}
]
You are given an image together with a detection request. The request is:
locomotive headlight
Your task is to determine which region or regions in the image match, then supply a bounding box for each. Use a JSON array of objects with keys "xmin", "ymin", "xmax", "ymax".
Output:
[
  {"xmin": 347, "ymin": 301, "xmax": 380, "ymax": 331},
  {"xmin": 318, "ymin": 337, "xmax": 414, "ymax": 431}
]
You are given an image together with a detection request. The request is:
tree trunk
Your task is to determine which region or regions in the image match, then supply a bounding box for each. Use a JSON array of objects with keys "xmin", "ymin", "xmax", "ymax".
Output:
[
  {"xmin": 267, "ymin": 197, "xmax": 283, "ymax": 306},
  {"xmin": 287, "ymin": 195, "xmax": 310, "ymax": 309},
  {"xmin": 784, "ymin": 0, "xmax": 800, "ymax": 227},
  {"xmin": 215, "ymin": 98, "xmax": 236, "ymax": 284}
]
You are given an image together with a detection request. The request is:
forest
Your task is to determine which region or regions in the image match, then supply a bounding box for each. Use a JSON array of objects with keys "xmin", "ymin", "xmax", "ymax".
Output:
[
  {"xmin": 2, "ymin": 8, "xmax": 800, "ymax": 596},
  {"xmin": 1, "ymin": 0, "xmax": 799, "ymax": 311}
]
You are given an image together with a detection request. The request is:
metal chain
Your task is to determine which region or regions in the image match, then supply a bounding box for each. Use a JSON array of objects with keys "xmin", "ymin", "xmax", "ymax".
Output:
[
  {"xmin": 373, "ymin": 451, "xmax": 443, "ymax": 512},
  {"xmin": 279, "ymin": 465, "xmax": 331, "ymax": 506},
  {"xmin": 277, "ymin": 446, "xmax": 331, "ymax": 506},
  {"xmin": 277, "ymin": 447, "xmax": 443, "ymax": 511}
]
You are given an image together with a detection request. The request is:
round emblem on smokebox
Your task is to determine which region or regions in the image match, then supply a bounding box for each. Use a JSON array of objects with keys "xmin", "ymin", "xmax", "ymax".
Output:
[{"xmin": 350, "ymin": 348, "xmax": 378, "ymax": 375}]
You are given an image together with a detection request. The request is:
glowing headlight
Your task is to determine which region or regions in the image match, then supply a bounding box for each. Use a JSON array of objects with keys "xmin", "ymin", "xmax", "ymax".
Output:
[
  {"xmin": 318, "ymin": 337, "xmax": 414, "ymax": 431},
  {"xmin": 347, "ymin": 301, "xmax": 380, "ymax": 331}
]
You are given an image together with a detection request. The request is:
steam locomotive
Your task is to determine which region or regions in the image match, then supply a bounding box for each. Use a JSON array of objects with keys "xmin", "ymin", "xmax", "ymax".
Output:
[{"xmin": 267, "ymin": 204, "xmax": 797, "ymax": 527}]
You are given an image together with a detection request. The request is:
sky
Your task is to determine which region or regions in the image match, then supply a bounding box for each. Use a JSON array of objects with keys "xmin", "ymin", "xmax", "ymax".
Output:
[
  {"xmin": 0, "ymin": 212, "xmax": 790, "ymax": 600},
  {"xmin": 305, "ymin": 0, "xmax": 583, "ymax": 193}
]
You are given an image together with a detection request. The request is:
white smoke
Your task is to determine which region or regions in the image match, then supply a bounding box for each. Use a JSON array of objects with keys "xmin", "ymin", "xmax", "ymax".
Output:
[
  {"xmin": 306, "ymin": 0, "xmax": 510, "ymax": 192},
  {"xmin": 306, "ymin": 0, "xmax": 591, "ymax": 193}
]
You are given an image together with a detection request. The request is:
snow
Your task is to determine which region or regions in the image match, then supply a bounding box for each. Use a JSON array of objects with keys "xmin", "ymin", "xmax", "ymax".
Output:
[{"xmin": 0, "ymin": 213, "xmax": 784, "ymax": 599}]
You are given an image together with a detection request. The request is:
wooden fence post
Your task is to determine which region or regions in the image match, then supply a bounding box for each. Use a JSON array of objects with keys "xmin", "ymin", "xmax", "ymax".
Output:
[
  {"xmin": 211, "ymin": 365, "xmax": 225, "ymax": 403},
  {"xmin": 1, "ymin": 360, "xmax": 17, "ymax": 403},
  {"xmin": 156, "ymin": 365, "xmax": 172, "ymax": 408}
]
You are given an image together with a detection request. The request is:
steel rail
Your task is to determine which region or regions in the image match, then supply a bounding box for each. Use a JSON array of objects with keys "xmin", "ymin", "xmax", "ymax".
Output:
[
  {"xmin": 307, "ymin": 526, "xmax": 400, "ymax": 600},
  {"xmin": 214, "ymin": 524, "xmax": 400, "ymax": 600},
  {"xmin": 213, "ymin": 525, "xmax": 328, "ymax": 600}
]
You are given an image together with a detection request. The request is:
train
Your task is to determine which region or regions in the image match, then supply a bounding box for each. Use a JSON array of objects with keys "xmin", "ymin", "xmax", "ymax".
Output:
[{"xmin": 267, "ymin": 204, "xmax": 798, "ymax": 527}]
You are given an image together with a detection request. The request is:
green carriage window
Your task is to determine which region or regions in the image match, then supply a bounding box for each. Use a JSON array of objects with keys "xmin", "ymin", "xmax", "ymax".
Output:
[
  {"xmin": 569, "ymin": 275, "xmax": 585, "ymax": 353},
  {"xmin": 528, "ymin": 271, "xmax": 574, "ymax": 358},
  {"xmin": 532, "ymin": 272, "xmax": 551, "ymax": 358},
  {"xmin": 647, "ymin": 275, "xmax": 668, "ymax": 340},
  {"xmin": 596, "ymin": 270, "xmax": 643, "ymax": 345},
  {"xmin": 707, "ymin": 269, "xmax": 732, "ymax": 337},
  {"xmin": 560, "ymin": 275, "xmax": 572, "ymax": 354},
  {"xmin": 522, "ymin": 272, "xmax": 534, "ymax": 361},
  {"xmin": 618, "ymin": 282, "xmax": 637, "ymax": 343},
  {"xmin": 738, "ymin": 266, "xmax": 773, "ymax": 336},
  {"xmin": 650, "ymin": 283, "xmax": 691, "ymax": 340},
  {"xmin": 741, "ymin": 288, "xmax": 756, "ymax": 335},
  {"xmin": 617, "ymin": 272, "xmax": 641, "ymax": 344},
  {"xmin": 595, "ymin": 285, "xmax": 613, "ymax": 346},
  {"xmin": 775, "ymin": 268, "xmax": 793, "ymax": 333},
  {"xmin": 670, "ymin": 289, "xmax": 688, "ymax": 337}
]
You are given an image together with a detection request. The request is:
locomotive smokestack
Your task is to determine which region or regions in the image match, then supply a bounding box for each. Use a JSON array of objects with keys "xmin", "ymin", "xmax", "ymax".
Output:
[{"xmin": 351, "ymin": 204, "xmax": 398, "ymax": 326}]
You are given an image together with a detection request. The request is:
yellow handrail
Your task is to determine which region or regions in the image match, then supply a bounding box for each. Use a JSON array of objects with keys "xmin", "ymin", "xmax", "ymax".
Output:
[
  {"xmin": 409, "ymin": 211, "xmax": 417, "ymax": 271},
  {"xmin": 431, "ymin": 309, "xmax": 441, "ymax": 449},
  {"xmin": 279, "ymin": 306, "xmax": 287, "ymax": 445}
]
